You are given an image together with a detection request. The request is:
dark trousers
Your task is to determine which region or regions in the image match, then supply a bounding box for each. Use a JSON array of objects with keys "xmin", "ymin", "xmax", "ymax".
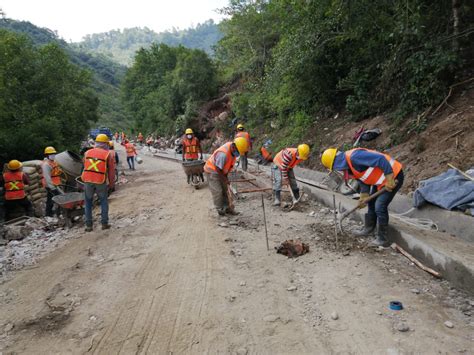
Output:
[
  {"xmin": 46, "ymin": 188, "xmax": 60, "ymax": 217},
  {"xmin": 367, "ymin": 170, "xmax": 404, "ymax": 226},
  {"xmin": 4, "ymin": 197, "xmax": 33, "ymax": 221},
  {"xmin": 127, "ymin": 156, "xmax": 135, "ymax": 170},
  {"xmin": 241, "ymin": 153, "xmax": 248, "ymax": 171}
]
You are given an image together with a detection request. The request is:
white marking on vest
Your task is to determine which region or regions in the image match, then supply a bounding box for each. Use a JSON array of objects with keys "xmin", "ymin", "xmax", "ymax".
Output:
[{"xmin": 360, "ymin": 167, "xmax": 374, "ymax": 181}]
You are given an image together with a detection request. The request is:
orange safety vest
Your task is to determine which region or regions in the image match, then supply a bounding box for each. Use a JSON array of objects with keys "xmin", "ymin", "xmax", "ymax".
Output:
[
  {"xmin": 204, "ymin": 142, "xmax": 236, "ymax": 175},
  {"xmin": 42, "ymin": 159, "xmax": 62, "ymax": 188},
  {"xmin": 82, "ymin": 148, "xmax": 110, "ymax": 184},
  {"xmin": 273, "ymin": 148, "xmax": 302, "ymax": 170},
  {"xmin": 345, "ymin": 148, "xmax": 403, "ymax": 190},
  {"xmin": 125, "ymin": 143, "xmax": 136, "ymax": 157},
  {"xmin": 3, "ymin": 171, "xmax": 26, "ymax": 200},
  {"xmin": 261, "ymin": 146, "xmax": 273, "ymax": 162},
  {"xmin": 236, "ymin": 131, "xmax": 251, "ymax": 145},
  {"xmin": 182, "ymin": 137, "xmax": 200, "ymax": 160}
]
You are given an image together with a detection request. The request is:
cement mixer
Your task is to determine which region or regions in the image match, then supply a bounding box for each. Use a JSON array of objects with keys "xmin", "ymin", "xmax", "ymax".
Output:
[{"xmin": 55, "ymin": 151, "xmax": 83, "ymax": 190}]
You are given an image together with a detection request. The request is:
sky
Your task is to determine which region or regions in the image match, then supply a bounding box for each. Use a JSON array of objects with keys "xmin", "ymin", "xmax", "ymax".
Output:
[{"xmin": 0, "ymin": 0, "xmax": 228, "ymax": 42}]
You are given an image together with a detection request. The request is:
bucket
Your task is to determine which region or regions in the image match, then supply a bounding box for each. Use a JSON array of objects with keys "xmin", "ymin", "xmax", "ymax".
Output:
[{"xmin": 136, "ymin": 156, "xmax": 143, "ymax": 164}]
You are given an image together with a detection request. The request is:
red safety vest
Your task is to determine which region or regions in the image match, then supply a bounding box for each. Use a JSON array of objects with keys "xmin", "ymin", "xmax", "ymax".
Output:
[
  {"xmin": 42, "ymin": 160, "xmax": 62, "ymax": 188},
  {"xmin": 3, "ymin": 171, "xmax": 26, "ymax": 200},
  {"xmin": 273, "ymin": 148, "xmax": 302, "ymax": 170},
  {"xmin": 236, "ymin": 131, "xmax": 251, "ymax": 145},
  {"xmin": 182, "ymin": 137, "xmax": 200, "ymax": 160},
  {"xmin": 82, "ymin": 148, "xmax": 110, "ymax": 184},
  {"xmin": 204, "ymin": 142, "xmax": 236, "ymax": 175},
  {"xmin": 345, "ymin": 148, "xmax": 403, "ymax": 190},
  {"xmin": 125, "ymin": 143, "xmax": 136, "ymax": 157}
]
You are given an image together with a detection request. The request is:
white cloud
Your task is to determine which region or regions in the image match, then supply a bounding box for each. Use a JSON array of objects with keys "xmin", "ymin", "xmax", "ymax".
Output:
[{"xmin": 1, "ymin": 0, "xmax": 228, "ymax": 42}]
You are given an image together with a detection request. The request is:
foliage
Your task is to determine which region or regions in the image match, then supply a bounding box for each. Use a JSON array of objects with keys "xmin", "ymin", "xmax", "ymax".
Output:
[
  {"xmin": 215, "ymin": 0, "xmax": 473, "ymax": 144},
  {"xmin": 0, "ymin": 30, "xmax": 99, "ymax": 164},
  {"xmin": 123, "ymin": 44, "xmax": 218, "ymax": 135},
  {"xmin": 0, "ymin": 18, "xmax": 131, "ymax": 131},
  {"xmin": 77, "ymin": 20, "xmax": 222, "ymax": 66}
]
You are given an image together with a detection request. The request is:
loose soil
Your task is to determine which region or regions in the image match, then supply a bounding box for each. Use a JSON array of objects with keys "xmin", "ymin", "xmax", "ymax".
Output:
[{"xmin": 0, "ymin": 149, "xmax": 472, "ymax": 354}]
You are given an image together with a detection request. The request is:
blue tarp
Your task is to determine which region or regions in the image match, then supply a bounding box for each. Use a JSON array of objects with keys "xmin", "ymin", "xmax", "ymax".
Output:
[{"xmin": 414, "ymin": 168, "xmax": 474, "ymax": 215}]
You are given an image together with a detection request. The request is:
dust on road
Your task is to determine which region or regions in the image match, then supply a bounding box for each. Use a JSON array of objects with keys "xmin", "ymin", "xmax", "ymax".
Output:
[{"xmin": 0, "ymin": 151, "xmax": 472, "ymax": 354}]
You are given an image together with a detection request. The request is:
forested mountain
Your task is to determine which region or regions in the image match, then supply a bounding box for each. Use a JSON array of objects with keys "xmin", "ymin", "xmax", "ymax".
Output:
[
  {"xmin": 76, "ymin": 20, "xmax": 222, "ymax": 66},
  {"xmin": 0, "ymin": 18, "xmax": 130, "ymax": 130}
]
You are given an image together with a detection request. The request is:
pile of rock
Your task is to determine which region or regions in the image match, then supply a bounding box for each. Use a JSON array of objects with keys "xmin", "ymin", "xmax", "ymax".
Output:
[{"xmin": 22, "ymin": 160, "xmax": 47, "ymax": 217}]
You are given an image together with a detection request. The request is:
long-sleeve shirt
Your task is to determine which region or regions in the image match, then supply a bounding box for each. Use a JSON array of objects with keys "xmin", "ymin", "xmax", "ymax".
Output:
[
  {"xmin": 333, "ymin": 149, "xmax": 394, "ymax": 193},
  {"xmin": 280, "ymin": 149, "xmax": 295, "ymax": 179},
  {"xmin": 41, "ymin": 159, "xmax": 56, "ymax": 190}
]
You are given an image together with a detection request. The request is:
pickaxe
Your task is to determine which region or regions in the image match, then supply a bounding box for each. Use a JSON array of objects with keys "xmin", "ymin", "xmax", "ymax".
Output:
[{"xmin": 337, "ymin": 186, "xmax": 390, "ymax": 233}]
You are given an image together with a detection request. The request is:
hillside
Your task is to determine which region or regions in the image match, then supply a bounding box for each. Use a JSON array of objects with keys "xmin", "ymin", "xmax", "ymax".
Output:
[
  {"xmin": 0, "ymin": 18, "xmax": 130, "ymax": 130},
  {"xmin": 76, "ymin": 20, "xmax": 222, "ymax": 66}
]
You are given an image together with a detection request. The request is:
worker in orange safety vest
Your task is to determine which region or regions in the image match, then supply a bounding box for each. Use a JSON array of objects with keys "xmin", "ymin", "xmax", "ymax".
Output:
[
  {"xmin": 204, "ymin": 137, "xmax": 249, "ymax": 216},
  {"xmin": 124, "ymin": 140, "xmax": 137, "ymax": 170},
  {"xmin": 42, "ymin": 146, "xmax": 64, "ymax": 217},
  {"xmin": 81, "ymin": 134, "xmax": 116, "ymax": 232},
  {"xmin": 182, "ymin": 128, "xmax": 204, "ymax": 183},
  {"xmin": 321, "ymin": 147, "xmax": 404, "ymax": 247},
  {"xmin": 1, "ymin": 160, "xmax": 33, "ymax": 221},
  {"xmin": 235, "ymin": 123, "xmax": 252, "ymax": 171}
]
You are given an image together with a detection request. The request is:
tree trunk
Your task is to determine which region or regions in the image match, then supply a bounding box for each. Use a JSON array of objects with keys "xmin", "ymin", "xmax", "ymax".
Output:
[{"xmin": 452, "ymin": 0, "xmax": 461, "ymax": 51}]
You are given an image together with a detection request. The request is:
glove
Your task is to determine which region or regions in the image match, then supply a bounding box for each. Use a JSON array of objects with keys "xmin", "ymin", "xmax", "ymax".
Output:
[
  {"xmin": 384, "ymin": 173, "xmax": 397, "ymax": 191},
  {"xmin": 357, "ymin": 193, "xmax": 370, "ymax": 209}
]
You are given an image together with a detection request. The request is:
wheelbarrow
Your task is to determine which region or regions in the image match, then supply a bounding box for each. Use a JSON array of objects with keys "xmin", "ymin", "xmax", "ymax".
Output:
[
  {"xmin": 52, "ymin": 192, "xmax": 85, "ymax": 228},
  {"xmin": 182, "ymin": 160, "xmax": 205, "ymax": 189}
]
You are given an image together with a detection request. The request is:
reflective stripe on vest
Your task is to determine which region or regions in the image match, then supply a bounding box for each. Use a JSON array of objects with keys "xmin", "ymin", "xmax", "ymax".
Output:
[
  {"xmin": 42, "ymin": 160, "xmax": 62, "ymax": 188},
  {"xmin": 82, "ymin": 148, "xmax": 110, "ymax": 184},
  {"xmin": 183, "ymin": 137, "xmax": 199, "ymax": 159},
  {"xmin": 273, "ymin": 148, "xmax": 301, "ymax": 170},
  {"xmin": 345, "ymin": 148, "xmax": 402, "ymax": 189},
  {"xmin": 204, "ymin": 142, "xmax": 236, "ymax": 175},
  {"xmin": 3, "ymin": 171, "xmax": 26, "ymax": 200}
]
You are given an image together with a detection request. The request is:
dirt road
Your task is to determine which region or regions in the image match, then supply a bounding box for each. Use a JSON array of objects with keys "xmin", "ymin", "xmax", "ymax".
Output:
[{"xmin": 0, "ymin": 150, "xmax": 472, "ymax": 354}]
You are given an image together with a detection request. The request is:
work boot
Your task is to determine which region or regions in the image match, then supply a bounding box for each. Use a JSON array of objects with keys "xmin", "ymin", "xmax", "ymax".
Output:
[
  {"xmin": 217, "ymin": 209, "xmax": 226, "ymax": 216},
  {"xmin": 370, "ymin": 224, "xmax": 389, "ymax": 247},
  {"xmin": 85, "ymin": 225, "xmax": 93, "ymax": 232},
  {"xmin": 101, "ymin": 223, "xmax": 111, "ymax": 230},
  {"xmin": 353, "ymin": 214, "xmax": 376, "ymax": 237},
  {"xmin": 273, "ymin": 191, "xmax": 281, "ymax": 206}
]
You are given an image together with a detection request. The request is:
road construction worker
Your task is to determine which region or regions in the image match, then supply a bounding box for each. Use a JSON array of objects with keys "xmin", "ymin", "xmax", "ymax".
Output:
[
  {"xmin": 124, "ymin": 140, "xmax": 137, "ymax": 170},
  {"xmin": 321, "ymin": 147, "xmax": 404, "ymax": 247},
  {"xmin": 81, "ymin": 134, "xmax": 116, "ymax": 232},
  {"xmin": 235, "ymin": 124, "xmax": 252, "ymax": 171},
  {"xmin": 272, "ymin": 144, "xmax": 310, "ymax": 206},
  {"xmin": 42, "ymin": 146, "xmax": 64, "ymax": 217},
  {"xmin": 114, "ymin": 132, "xmax": 119, "ymax": 142},
  {"xmin": 182, "ymin": 128, "xmax": 204, "ymax": 183},
  {"xmin": 204, "ymin": 137, "xmax": 249, "ymax": 216},
  {"xmin": 137, "ymin": 132, "xmax": 144, "ymax": 145},
  {"xmin": 256, "ymin": 139, "xmax": 273, "ymax": 165},
  {"xmin": 1, "ymin": 160, "xmax": 33, "ymax": 221},
  {"xmin": 109, "ymin": 141, "xmax": 119, "ymax": 191},
  {"xmin": 146, "ymin": 135, "xmax": 154, "ymax": 150}
]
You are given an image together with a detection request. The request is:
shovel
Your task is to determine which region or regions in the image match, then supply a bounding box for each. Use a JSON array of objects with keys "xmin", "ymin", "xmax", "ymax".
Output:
[
  {"xmin": 288, "ymin": 185, "xmax": 305, "ymax": 211},
  {"xmin": 337, "ymin": 185, "xmax": 392, "ymax": 233}
]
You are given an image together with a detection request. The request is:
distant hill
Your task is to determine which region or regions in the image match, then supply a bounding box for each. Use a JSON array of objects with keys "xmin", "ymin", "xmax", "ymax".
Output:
[
  {"xmin": 0, "ymin": 18, "xmax": 130, "ymax": 130},
  {"xmin": 75, "ymin": 20, "xmax": 222, "ymax": 66}
]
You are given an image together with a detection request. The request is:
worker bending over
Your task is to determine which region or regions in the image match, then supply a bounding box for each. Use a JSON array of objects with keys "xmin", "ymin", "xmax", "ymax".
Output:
[
  {"xmin": 321, "ymin": 147, "xmax": 404, "ymax": 247},
  {"xmin": 204, "ymin": 137, "xmax": 249, "ymax": 216},
  {"xmin": 1, "ymin": 160, "xmax": 33, "ymax": 221},
  {"xmin": 272, "ymin": 144, "xmax": 310, "ymax": 206},
  {"xmin": 81, "ymin": 134, "xmax": 116, "ymax": 232}
]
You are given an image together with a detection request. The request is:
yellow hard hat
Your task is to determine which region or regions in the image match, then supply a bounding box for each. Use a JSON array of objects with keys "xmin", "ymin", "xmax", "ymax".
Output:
[
  {"xmin": 321, "ymin": 148, "xmax": 338, "ymax": 170},
  {"xmin": 109, "ymin": 141, "xmax": 114, "ymax": 148},
  {"xmin": 96, "ymin": 134, "xmax": 109, "ymax": 143},
  {"xmin": 7, "ymin": 160, "xmax": 22, "ymax": 170},
  {"xmin": 237, "ymin": 123, "xmax": 244, "ymax": 130},
  {"xmin": 233, "ymin": 137, "xmax": 249, "ymax": 155},
  {"xmin": 44, "ymin": 146, "xmax": 57, "ymax": 155},
  {"xmin": 185, "ymin": 128, "xmax": 194, "ymax": 134},
  {"xmin": 297, "ymin": 144, "xmax": 310, "ymax": 160}
]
